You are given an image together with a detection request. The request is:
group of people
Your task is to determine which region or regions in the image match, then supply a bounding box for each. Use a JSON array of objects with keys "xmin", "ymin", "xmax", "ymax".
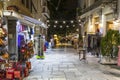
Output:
[{"xmin": 44, "ymin": 38, "xmax": 57, "ymax": 49}]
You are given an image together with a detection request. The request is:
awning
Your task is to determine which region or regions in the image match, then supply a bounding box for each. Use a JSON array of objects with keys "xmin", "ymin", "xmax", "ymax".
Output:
[{"xmin": 3, "ymin": 10, "xmax": 48, "ymax": 28}]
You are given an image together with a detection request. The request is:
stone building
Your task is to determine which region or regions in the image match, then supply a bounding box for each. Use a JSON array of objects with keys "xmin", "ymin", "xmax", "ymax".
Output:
[{"xmin": 78, "ymin": 0, "xmax": 117, "ymax": 37}]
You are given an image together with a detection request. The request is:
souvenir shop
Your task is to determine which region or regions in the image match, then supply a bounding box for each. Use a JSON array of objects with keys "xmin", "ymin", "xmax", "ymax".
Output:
[{"xmin": 0, "ymin": 11, "xmax": 35, "ymax": 80}]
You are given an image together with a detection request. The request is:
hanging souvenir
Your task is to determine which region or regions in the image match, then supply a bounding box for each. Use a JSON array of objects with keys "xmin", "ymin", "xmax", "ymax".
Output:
[
  {"xmin": 0, "ymin": 28, "xmax": 5, "ymax": 37},
  {"xmin": 2, "ymin": 52, "xmax": 9, "ymax": 59},
  {"xmin": 0, "ymin": 39, "xmax": 5, "ymax": 46},
  {"xmin": 26, "ymin": 61, "xmax": 31, "ymax": 69}
]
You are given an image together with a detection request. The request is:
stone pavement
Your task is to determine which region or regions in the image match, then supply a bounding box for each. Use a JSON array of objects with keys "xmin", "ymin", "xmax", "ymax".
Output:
[{"xmin": 24, "ymin": 48, "xmax": 120, "ymax": 80}]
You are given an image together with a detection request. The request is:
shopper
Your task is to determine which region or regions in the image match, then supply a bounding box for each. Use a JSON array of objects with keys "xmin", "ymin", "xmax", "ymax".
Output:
[{"xmin": 96, "ymin": 29, "xmax": 101, "ymax": 57}]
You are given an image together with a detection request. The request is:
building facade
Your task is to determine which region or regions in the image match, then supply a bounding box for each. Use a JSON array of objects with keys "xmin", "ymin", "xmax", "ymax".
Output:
[
  {"xmin": 0, "ymin": 0, "xmax": 49, "ymax": 37},
  {"xmin": 31, "ymin": 0, "xmax": 50, "ymax": 38},
  {"xmin": 0, "ymin": 0, "xmax": 50, "ymax": 59},
  {"xmin": 78, "ymin": 0, "xmax": 117, "ymax": 37}
]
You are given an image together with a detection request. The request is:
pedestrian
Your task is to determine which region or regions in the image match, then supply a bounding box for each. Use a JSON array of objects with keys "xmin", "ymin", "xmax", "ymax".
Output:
[
  {"xmin": 96, "ymin": 28, "xmax": 101, "ymax": 57},
  {"xmin": 50, "ymin": 38, "xmax": 54, "ymax": 48},
  {"xmin": 45, "ymin": 40, "xmax": 49, "ymax": 49}
]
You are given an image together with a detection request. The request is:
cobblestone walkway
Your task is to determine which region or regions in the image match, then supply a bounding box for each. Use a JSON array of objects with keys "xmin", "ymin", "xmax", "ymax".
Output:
[{"xmin": 24, "ymin": 48, "xmax": 120, "ymax": 80}]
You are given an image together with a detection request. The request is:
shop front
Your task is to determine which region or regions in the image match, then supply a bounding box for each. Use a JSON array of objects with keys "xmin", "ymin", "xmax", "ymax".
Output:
[{"xmin": 0, "ymin": 10, "xmax": 46, "ymax": 79}]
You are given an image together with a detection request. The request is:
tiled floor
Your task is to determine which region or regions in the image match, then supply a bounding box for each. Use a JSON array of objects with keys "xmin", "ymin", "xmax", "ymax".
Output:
[{"xmin": 24, "ymin": 47, "xmax": 120, "ymax": 80}]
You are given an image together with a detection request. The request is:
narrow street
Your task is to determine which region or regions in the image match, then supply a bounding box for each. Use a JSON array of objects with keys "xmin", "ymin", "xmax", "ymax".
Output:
[{"xmin": 24, "ymin": 47, "xmax": 120, "ymax": 80}]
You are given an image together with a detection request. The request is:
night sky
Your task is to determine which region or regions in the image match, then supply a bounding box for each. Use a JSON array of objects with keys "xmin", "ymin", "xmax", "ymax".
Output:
[
  {"xmin": 47, "ymin": 0, "xmax": 78, "ymax": 20},
  {"xmin": 47, "ymin": 0, "xmax": 78, "ymax": 36}
]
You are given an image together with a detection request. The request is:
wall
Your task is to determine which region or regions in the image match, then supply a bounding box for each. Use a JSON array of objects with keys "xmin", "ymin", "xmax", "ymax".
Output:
[{"xmin": 4, "ymin": 0, "xmax": 32, "ymax": 17}]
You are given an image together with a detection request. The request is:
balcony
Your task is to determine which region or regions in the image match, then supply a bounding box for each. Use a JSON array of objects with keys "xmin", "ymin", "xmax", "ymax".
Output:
[
  {"xmin": 79, "ymin": 0, "xmax": 117, "ymax": 15},
  {"xmin": 42, "ymin": 6, "xmax": 50, "ymax": 18}
]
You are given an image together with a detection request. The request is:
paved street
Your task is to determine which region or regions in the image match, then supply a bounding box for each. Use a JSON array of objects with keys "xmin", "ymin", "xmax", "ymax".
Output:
[{"xmin": 24, "ymin": 47, "xmax": 120, "ymax": 80}]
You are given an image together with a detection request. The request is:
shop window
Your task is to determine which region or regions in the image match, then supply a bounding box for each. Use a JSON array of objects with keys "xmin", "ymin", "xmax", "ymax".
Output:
[{"xmin": 107, "ymin": 21, "xmax": 113, "ymax": 31}]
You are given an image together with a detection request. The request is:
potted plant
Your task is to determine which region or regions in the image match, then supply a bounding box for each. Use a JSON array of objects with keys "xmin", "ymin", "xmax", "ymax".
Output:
[{"xmin": 100, "ymin": 29, "xmax": 120, "ymax": 64}]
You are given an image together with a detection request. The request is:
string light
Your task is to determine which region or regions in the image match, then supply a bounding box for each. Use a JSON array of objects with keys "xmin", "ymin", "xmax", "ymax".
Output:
[
  {"xmin": 55, "ymin": 21, "xmax": 58, "ymax": 24},
  {"xmin": 60, "ymin": 25, "xmax": 62, "ymax": 28},
  {"xmin": 63, "ymin": 21, "xmax": 66, "ymax": 24},
  {"xmin": 73, "ymin": 25, "xmax": 75, "ymax": 27},
  {"xmin": 47, "ymin": 19, "xmax": 78, "ymax": 28},
  {"xmin": 48, "ymin": 24, "xmax": 50, "ymax": 27},
  {"xmin": 71, "ymin": 20, "xmax": 74, "ymax": 23},
  {"xmin": 54, "ymin": 25, "xmax": 56, "ymax": 27},
  {"xmin": 66, "ymin": 25, "xmax": 69, "ymax": 28},
  {"xmin": 47, "ymin": 20, "xmax": 77, "ymax": 23},
  {"xmin": 47, "ymin": 20, "xmax": 49, "ymax": 23},
  {"xmin": 78, "ymin": 20, "xmax": 81, "ymax": 22}
]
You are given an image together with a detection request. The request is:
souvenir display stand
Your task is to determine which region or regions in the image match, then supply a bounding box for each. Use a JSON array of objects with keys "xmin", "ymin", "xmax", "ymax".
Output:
[
  {"xmin": 6, "ymin": 18, "xmax": 34, "ymax": 80},
  {"xmin": 0, "ymin": 14, "xmax": 34, "ymax": 79},
  {"xmin": 0, "ymin": 17, "xmax": 9, "ymax": 80},
  {"xmin": 0, "ymin": 10, "xmax": 47, "ymax": 79}
]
